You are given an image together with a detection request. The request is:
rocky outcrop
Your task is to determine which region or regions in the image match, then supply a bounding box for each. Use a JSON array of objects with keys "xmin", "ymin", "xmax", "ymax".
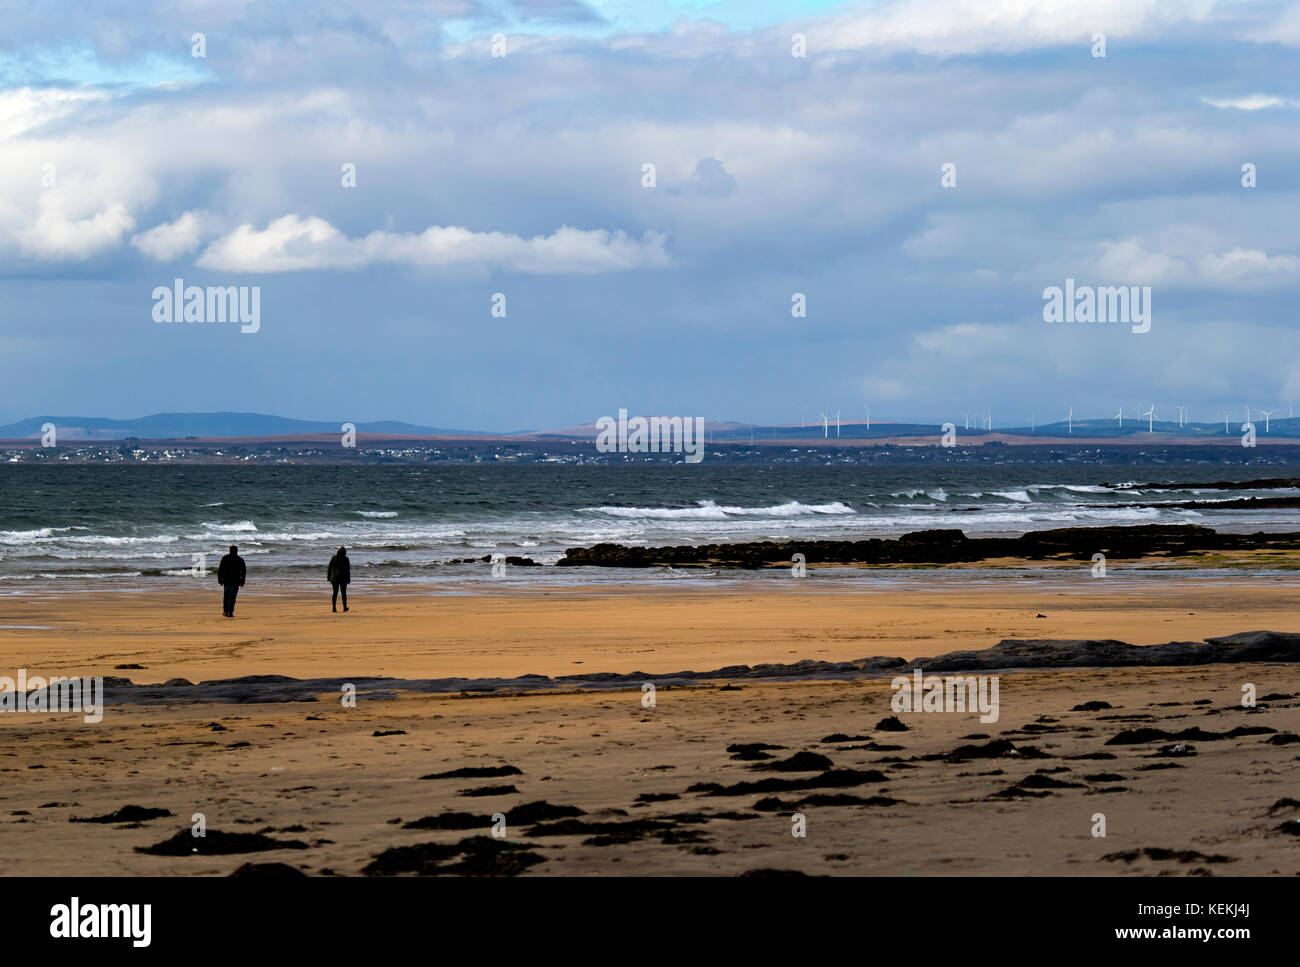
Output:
[
  {"xmin": 917, "ymin": 631, "xmax": 1300, "ymax": 671},
  {"xmin": 1108, "ymin": 477, "xmax": 1300, "ymax": 490},
  {"xmin": 91, "ymin": 630, "xmax": 1300, "ymax": 705},
  {"xmin": 555, "ymin": 524, "xmax": 1300, "ymax": 569}
]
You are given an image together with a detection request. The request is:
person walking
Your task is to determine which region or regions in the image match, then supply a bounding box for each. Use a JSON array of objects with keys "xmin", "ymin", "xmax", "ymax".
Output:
[
  {"xmin": 328, "ymin": 545, "xmax": 351, "ymax": 612},
  {"xmin": 216, "ymin": 544, "xmax": 246, "ymax": 617}
]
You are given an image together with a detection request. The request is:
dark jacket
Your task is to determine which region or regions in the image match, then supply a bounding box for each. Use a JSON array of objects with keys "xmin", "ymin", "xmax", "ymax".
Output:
[
  {"xmin": 217, "ymin": 553, "xmax": 246, "ymax": 587},
  {"xmin": 328, "ymin": 552, "xmax": 351, "ymax": 586}
]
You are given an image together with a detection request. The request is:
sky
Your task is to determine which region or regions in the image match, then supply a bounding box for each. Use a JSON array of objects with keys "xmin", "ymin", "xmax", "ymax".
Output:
[{"xmin": 1, "ymin": 0, "xmax": 1299, "ymax": 432}]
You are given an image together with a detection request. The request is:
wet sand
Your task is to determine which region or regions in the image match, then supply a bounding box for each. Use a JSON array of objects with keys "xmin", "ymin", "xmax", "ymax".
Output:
[{"xmin": 2, "ymin": 577, "xmax": 1300, "ymax": 683}]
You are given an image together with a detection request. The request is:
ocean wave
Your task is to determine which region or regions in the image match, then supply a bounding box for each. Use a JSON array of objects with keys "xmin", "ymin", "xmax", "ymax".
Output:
[
  {"xmin": 6, "ymin": 549, "xmax": 175, "ymax": 561},
  {"xmin": 1027, "ymin": 484, "xmax": 1113, "ymax": 494},
  {"xmin": 894, "ymin": 506, "xmax": 1166, "ymax": 527},
  {"xmin": 991, "ymin": 490, "xmax": 1031, "ymax": 503},
  {"xmin": 0, "ymin": 526, "xmax": 78, "ymax": 543},
  {"xmin": 591, "ymin": 499, "xmax": 855, "ymax": 519},
  {"xmin": 35, "ymin": 570, "xmax": 144, "ymax": 580},
  {"xmin": 357, "ymin": 511, "xmax": 399, "ymax": 518},
  {"xmin": 62, "ymin": 534, "xmax": 181, "ymax": 546},
  {"xmin": 201, "ymin": 520, "xmax": 259, "ymax": 532}
]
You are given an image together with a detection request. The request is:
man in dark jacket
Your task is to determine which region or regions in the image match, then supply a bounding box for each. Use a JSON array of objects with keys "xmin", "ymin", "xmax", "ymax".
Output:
[
  {"xmin": 328, "ymin": 546, "xmax": 350, "ymax": 612},
  {"xmin": 216, "ymin": 545, "xmax": 246, "ymax": 617}
]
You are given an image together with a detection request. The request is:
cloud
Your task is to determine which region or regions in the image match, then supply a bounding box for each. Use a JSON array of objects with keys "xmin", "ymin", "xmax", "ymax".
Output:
[
  {"xmin": 131, "ymin": 211, "xmax": 209, "ymax": 261},
  {"xmin": 666, "ymin": 158, "xmax": 737, "ymax": 197},
  {"xmin": 1198, "ymin": 248, "xmax": 1300, "ymax": 285},
  {"xmin": 195, "ymin": 214, "xmax": 671, "ymax": 273},
  {"xmin": 1201, "ymin": 95, "xmax": 1298, "ymax": 110},
  {"xmin": 16, "ymin": 200, "xmax": 134, "ymax": 260},
  {"xmin": 809, "ymin": 0, "xmax": 1219, "ymax": 57},
  {"xmin": 2, "ymin": 0, "xmax": 1300, "ymax": 428},
  {"xmin": 1091, "ymin": 239, "xmax": 1300, "ymax": 289},
  {"xmin": 1093, "ymin": 238, "xmax": 1193, "ymax": 286}
]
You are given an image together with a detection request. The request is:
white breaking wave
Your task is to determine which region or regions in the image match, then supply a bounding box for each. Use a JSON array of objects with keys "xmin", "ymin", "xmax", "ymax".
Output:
[
  {"xmin": 991, "ymin": 490, "xmax": 1032, "ymax": 503},
  {"xmin": 357, "ymin": 511, "xmax": 399, "ymax": 518},
  {"xmin": 1027, "ymin": 484, "xmax": 1113, "ymax": 494},
  {"xmin": 0, "ymin": 526, "xmax": 78, "ymax": 543},
  {"xmin": 591, "ymin": 499, "xmax": 856, "ymax": 520},
  {"xmin": 201, "ymin": 520, "xmax": 259, "ymax": 532},
  {"xmin": 61, "ymin": 534, "xmax": 180, "ymax": 546},
  {"xmin": 36, "ymin": 571, "xmax": 143, "ymax": 580}
]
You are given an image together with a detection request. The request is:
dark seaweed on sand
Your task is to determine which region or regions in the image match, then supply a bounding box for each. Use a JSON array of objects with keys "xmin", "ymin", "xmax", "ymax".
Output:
[{"xmin": 137, "ymin": 830, "xmax": 309, "ymax": 856}]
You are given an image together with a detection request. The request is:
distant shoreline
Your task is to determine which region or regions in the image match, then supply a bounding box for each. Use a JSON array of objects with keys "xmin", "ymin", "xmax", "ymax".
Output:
[{"xmin": 8, "ymin": 439, "xmax": 1300, "ymax": 466}]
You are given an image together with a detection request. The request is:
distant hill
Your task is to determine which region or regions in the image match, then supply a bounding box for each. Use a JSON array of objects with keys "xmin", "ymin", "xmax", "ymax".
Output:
[{"xmin": 0, "ymin": 412, "xmax": 487, "ymax": 440}]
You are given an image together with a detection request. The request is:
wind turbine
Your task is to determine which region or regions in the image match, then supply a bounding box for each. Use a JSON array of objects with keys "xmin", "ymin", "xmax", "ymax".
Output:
[
  {"xmin": 1114, "ymin": 405, "xmax": 1124, "ymax": 428},
  {"xmin": 835, "ymin": 410, "xmax": 841, "ymax": 437},
  {"xmin": 1066, "ymin": 407, "xmax": 1073, "ymax": 434},
  {"xmin": 864, "ymin": 405, "xmax": 870, "ymax": 431},
  {"xmin": 962, "ymin": 411, "xmax": 970, "ymax": 430},
  {"xmin": 1220, "ymin": 410, "xmax": 1230, "ymax": 434},
  {"xmin": 1175, "ymin": 404, "xmax": 1187, "ymax": 428},
  {"xmin": 1143, "ymin": 403, "xmax": 1157, "ymax": 433},
  {"xmin": 1260, "ymin": 409, "xmax": 1274, "ymax": 433},
  {"xmin": 801, "ymin": 408, "xmax": 806, "ymax": 430},
  {"xmin": 819, "ymin": 412, "xmax": 829, "ymax": 438},
  {"xmin": 984, "ymin": 409, "xmax": 991, "ymax": 431}
]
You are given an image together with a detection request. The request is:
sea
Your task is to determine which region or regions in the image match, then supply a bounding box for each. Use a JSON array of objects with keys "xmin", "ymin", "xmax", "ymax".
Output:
[{"xmin": 2, "ymin": 464, "xmax": 1298, "ymax": 592}]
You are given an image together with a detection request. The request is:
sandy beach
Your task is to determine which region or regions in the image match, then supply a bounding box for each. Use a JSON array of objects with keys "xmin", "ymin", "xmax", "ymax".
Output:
[
  {"xmin": 2, "ymin": 579, "xmax": 1298, "ymax": 876},
  {"xmin": 4, "ymin": 577, "xmax": 1300, "ymax": 683}
]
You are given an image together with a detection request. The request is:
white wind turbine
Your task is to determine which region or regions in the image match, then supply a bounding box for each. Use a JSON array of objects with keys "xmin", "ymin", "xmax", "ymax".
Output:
[
  {"xmin": 1143, "ymin": 403, "xmax": 1157, "ymax": 432},
  {"xmin": 1220, "ymin": 410, "xmax": 1230, "ymax": 434},
  {"xmin": 819, "ymin": 412, "xmax": 829, "ymax": 438},
  {"xmin": 984, "ymin": 409, "xmax": 992, "ymax": 431},
  {"xmin": 1260, "ymin": 408, "xmax": 1274, "ymax": 433},
  {"xmin": 962, "ymin": 411, "xmax": 970, "ymax": 430},
  {"xmin": 1066, "ymin": 406, "xmax": 1073, "ymax": 434},
  {"xmin": 864, "ymin": 404, "xmax": 870, "ymax": 431},
  {"xmin": 1114, "ymin": 405, "xmax": 1124, "ymax": 428},
  {"xmin": 835, "ymin": 410, "xmax": 841, "ymax": 437},
  {"xmin": 1175, "ymin": 404, "xmax": 1187, "ymax": 428}
]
